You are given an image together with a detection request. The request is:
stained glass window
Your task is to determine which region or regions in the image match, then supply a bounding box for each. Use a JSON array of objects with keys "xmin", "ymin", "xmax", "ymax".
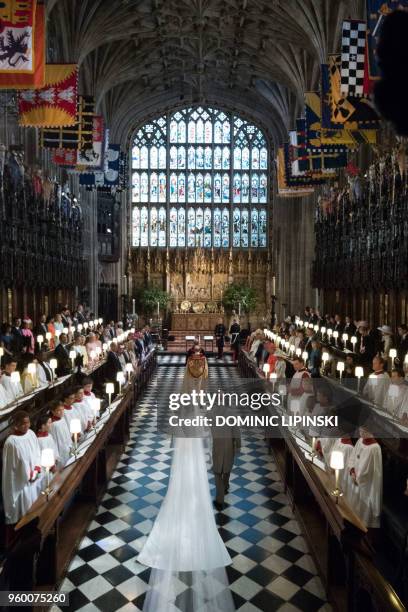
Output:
[{"xmin": 131, "ymin": 107, "xmax": 268, "ymax": 248}]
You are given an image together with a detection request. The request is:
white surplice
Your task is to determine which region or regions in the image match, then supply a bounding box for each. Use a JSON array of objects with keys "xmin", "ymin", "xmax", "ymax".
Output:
[
  {"xmin": 0, "ymin": 383, "xmax": 11, "ymax": 409},
  {"xmin": 2, "ymin": 429, "xmax": 42, "ymax": 524},
  {"xmin": 50, "ymin": 418, "xmax": 72, "ymax": 466},
  {"xmin": 0, "ymin": 374, "xmax": 23, "ymax": 402},
  {"xmin": 348, "ymin": 438, "xmax": 383, "ymax": 528}
]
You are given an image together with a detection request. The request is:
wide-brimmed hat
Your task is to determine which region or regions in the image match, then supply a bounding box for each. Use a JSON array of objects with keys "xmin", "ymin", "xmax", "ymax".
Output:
[{"xmin": 377, "ymin": 325, "xmax": 392, "ymax": 335}]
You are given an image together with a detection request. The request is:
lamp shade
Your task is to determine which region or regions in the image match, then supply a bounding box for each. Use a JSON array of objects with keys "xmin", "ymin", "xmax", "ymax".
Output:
[
  {"xmin": 295, "ymin": 348, "xmax": 302, "ymax": 357},
  {"xmin": 336, "ymin": 361, "xmax": 345, "ymax": 372},
  {"xmin": 125, "ymin": 363, "xmax": 133, "ymax": 373},
  {"xmin": 270, "ymin": 372, "xmax": 278, "ymax": 381},
  {"xmin": 37, "ymin": 334, "xmax": 44, "ymax": 344},
  {"xmin": 55, "ymin": 330, "xmax": 61, "ymax": 338},
  {"xmin": 95, "ymin": 347, "xmax": 102, "ymax": 356},
  {"xmin": 27, "ymin": 363, "xmax": 36, "ymax": 375},
  {"xmin": 322, "ymin": 352, "xmax": 329, "ymax": 362},
  {"xmin": 302, "ymin": 351, "xmax": 308, "ymax": 361},
  {"xmin": 77, "ymin": 324, "xmax": 83, "ymax": 332},
  {"xmin": 321, "ymin": 326, "xmax": 326, "ymax": 334},
  {"xmin": 405, "ymin": 353, "xmax": 408, "ymax": 364},
  {"xmin": 0, "ymin": 347, "xmax": 3, "ymax": 357},
  {"xmin": 309, "ymin": 323, "xmax": 314, "ymax": 329},
  {"xmin": 98, "ymin": 318, "xmax": 103, "ymax": 324},
  {"xmin": 389, "ymin": 348, "xmax": 397, "ymax": 359},
  {"xmin": 333, "ymin": 331, "xmax": 339, "ymax": 339},
  {"xmin": 327, "ymin": 328, "xmax": 333, "ymax": 336},
  {"xmin": 41, "ymin": 448, "xmax": 55, "ymax": 468},
  {"xmin": 84, "ymin": 322, "xmax": 89, "ymax": 330},
  {"xmin": 69, "ymin": 350, "xmax": 76, "ymax": 360},
  {"xmin": 355, "ymin": 366, "xmax": 364, "ymax": 378},
  {"xmin": 91, "ymin": 397, "xmax": 101, "ymax": 413},
  {"xmin": 342, "ymin": 333, "xmax": 348, "ymax": 343},
  {"xmin": 262, "ymin": 363, "xmax": 270, "ymax": 374},
  {"xmin": 291, "ymin": 399, "xmax": 300, "ymax": 414},
  {"xmin": 10, "ymin": 371, "xmax": 20, "ymax": 383},
  {"xmin": 351, "ymin": 335, "xmax": 357, "ymax": 344},
  {"xmin": 63, "ymin": 327, "xmax": 68, "ymax": 334},
  {"xmin": 330, "ymin": 450, "xmax": 344, "ymax": 470},
  {"xmin": 116, "ymin": 372, "xmax": 125, "ymax": 384},
  {"xmin": 70, "ymin": 418, "xmax": 81, "ymax": 434},
  {"xmin": 106, "ymin": 382, "xmax": 114, "ymax": 394},
  {"xmin": 45, "ymin": 332, "xmax": 52, "ymax": 341},
  {"xmin": 314, "ymin": 325, "xmax": 319, "ymax": 332},
  {"xmin": 50, "ymin": 358, "xmax": 57, "ymax": 370}
]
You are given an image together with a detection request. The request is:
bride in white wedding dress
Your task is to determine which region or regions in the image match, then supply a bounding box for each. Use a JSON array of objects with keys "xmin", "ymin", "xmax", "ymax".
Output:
[{"xmin": 138, "ymin": 349, "xmax": 235, "ymax": 611}]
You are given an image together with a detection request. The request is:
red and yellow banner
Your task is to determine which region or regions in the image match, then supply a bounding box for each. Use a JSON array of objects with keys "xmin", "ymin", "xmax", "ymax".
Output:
[
  {"xmin": 0, "ymin": 2, "xmax": 45, "ymax": 89},
  {"xmin": 18, "ymin": 64, "xmax": 78, "ymax": 127}
]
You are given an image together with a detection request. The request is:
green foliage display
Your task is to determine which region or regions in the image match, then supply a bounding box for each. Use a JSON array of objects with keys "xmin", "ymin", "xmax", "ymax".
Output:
[
  {"xmin": 136, "ymin": 286, "xmax": 170, "ymax": 314},
  {"xmin": 222, "ymin": 283, "xmax": 258, "ymax": 313}
]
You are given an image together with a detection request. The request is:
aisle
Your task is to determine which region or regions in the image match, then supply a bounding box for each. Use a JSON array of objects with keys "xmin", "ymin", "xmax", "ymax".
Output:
[{"xmin": 58, "ymin": 356, "xmax": 331, "ymax": 612}]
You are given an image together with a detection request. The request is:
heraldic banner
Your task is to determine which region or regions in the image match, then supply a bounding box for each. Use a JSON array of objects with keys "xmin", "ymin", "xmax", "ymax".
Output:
[
  {"xmin": 18, "ymin": 64, "xmax": 78, "ymax": 127},
  {"xmin": 0, "ymin": 1, "xmax": 45, "ymax": 89}
]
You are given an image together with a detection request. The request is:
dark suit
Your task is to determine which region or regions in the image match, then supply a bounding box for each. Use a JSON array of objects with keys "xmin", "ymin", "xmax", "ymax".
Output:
[
  {"xmin": 105, "ymin": 350, "xmax": 123, "ymax": 384},
  {"xmin": 212, "ymin": 418, "xmax": 241, "ymax": 505},
  {"xmin": 214, "ymin": 323, "xmax": 226, "ymax": 358},
  {"xmin": 10, "ymin": 327, "xmax": 24, "ymax": 355},
  {"xmin": 54, "ymin": 343, "xmax": 71, "ymax": 376},
  {"xmin": 397, "ymin": 334, "xmax": 408, "ymax": 366}
]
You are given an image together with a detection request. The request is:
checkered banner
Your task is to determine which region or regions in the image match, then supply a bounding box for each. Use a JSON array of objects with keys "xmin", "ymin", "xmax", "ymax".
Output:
[{"xmin": 341, "ymin": 20, "xmax": 367, "ymax": 96}]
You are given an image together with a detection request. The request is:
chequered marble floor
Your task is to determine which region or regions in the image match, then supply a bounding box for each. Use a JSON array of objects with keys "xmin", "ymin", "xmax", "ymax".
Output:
[{"xmin": 57, "ymin": 356, "xmax": 331, "ymax": 612}]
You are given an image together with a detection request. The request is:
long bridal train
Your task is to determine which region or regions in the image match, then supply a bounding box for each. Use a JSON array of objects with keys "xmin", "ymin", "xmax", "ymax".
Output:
[{"xmin": 138, "ymin": 350, "xmax": 235, "ymax": 611}]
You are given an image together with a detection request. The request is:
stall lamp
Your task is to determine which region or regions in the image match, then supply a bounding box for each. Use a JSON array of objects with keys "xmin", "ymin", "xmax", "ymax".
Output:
[
  {"xmin": 50, "ymin": 358, "xmax": 57, "ymax": 380},
  {"xmin": 116, "ymin": 371, "xmax": 125, "ymax": 394},
  {"xmin": 37, "ymin": 334, "xmax": 44, "ymax": 349},
  {"xmin": 330, "ymin": 450, "xmax": 344, "ymax": 504},
  {"xmin": 106, "ymin": 382, "xmax": 114, "ymax": 408},
  {"xmin": 41, "ymin": 448, "xmax": 55, "ymax": 499},
  {"xmin": 70, "ymin": 419, "xmax": 81, "ymax": 458},
  {"xmin": 355, "ymin": 366, "xmax": 364, "ymax": 393},
  {"xmin": 69, "ymin": 350, "xmax": 76, "ymax": 370},
  {"xmin": 389, "ymin": 348, "xmax": 397, "ymax": 368},
  {"xmin": 336, "ymin": 361, "xmax": 345, "ymax": 381}
]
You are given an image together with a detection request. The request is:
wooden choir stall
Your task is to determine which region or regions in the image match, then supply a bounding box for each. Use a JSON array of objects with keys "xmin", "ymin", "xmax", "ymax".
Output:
[
  {"xmin": 238, "ymin": 350, "xmax": 407, "ymax": 612},
  {"xmin": 0, "ymin": 350, "xmax": 157, "ymax": 603}
]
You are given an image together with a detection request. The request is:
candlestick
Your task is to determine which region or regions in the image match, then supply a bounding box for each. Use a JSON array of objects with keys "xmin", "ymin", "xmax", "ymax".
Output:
[
  {"xmin": 351, "ymin": 336, "xmax": 357, "ymax": 353},
  {"xmin": 262, "ymin": 363, "xmax": 270, "ymax": 378},
  {"xmin": 270, "ymin": 372, "xmax": 277, "ymax": 392},
  {"xmin": 116, "ymin": 371, "xmax": 125, "ymax": 395},
  {"xmin": 157, "ymin": 301, "xmax": 160, "ymax": 318},
  {"xmin": 337, "ymin": 361, "xmax": 345, "ymax": 382},
  {"xmin": 238, "ymin": 302, "xmax": 241, "ymax": 316},
  {"xmin": 333, "ymin": 330, "xmax": 339, "ymax": 346},
  {"xmin": 310, "ymin": 437, "xmax": 317, "ymax": 464},
  {"xmin": 106, "ymin": 382, "xmax": 114, "ymax": 410},
  {"xmin": 37, "ymin": 334, "xmax": 44, "ymax": 350},
  {"xmin": 27, "ymin": 363, "xmax": 38, "ymax": 389}
]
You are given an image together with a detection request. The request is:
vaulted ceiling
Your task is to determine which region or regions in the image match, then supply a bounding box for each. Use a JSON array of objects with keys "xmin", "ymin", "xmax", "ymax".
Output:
[{"xmin": 46, "ymin": 0, "xmax": 364, "ymax": 145}]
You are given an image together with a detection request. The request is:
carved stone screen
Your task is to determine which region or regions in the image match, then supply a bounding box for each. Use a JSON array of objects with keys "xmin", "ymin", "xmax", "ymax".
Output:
[{"xmin": 131, "ymin": 106, "xmax": 268, "ymax": 249}]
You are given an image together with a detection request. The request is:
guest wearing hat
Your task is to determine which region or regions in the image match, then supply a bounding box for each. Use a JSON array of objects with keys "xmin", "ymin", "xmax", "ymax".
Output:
[{"xmin": 377, "ymin": 325, "xmax": 394, "ymax": 360}]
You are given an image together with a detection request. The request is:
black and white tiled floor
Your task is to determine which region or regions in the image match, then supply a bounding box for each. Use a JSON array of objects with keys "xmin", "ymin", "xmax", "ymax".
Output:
[{"xmin": 57, "ymin": 356, "xmax": 331, "ymax": 612}]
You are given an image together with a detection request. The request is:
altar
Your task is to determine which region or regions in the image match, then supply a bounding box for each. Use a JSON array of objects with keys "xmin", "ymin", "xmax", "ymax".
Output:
[{"xmin": 171, "ymin": 312, "xmax": 222, "ymax": 331}]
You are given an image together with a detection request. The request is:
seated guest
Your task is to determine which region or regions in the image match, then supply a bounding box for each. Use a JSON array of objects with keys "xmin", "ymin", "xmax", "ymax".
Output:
[
  {"xmin": 45, "ymin": 316, "xmax": 56, "ymax": 350},
  {"xmin": 348, "ymin": 428, "xmax": 383, "ymax": 528},
  {"xmin": 72, "ymin": 385, "xmax": 92, "ymax": 432},
  {"xmin": 343, "ymin": 316, "xmax": 356, "ymax": 337},
  {"xmin": 54, "ymin": 313, "xmax": 64, "ymax": 337},
  {"xmin": 363, "ymin": 356, "xmax": 390, "ymax": 407},
  {"xmin": 383, "ymin": 368, "xmax": 407, "ymax": 417},
  {"xmin": 85, "ymin": 333, "xmax": 98, "ymax": 362},
  {"xmin": 0, "ymin": 324, "xmax": 13, "ymax": 355},
  {"xmin": 10, "ymin": 317, "xmax": 24, "ymax": 354},
  {"xmin": 21, "ymin": 319, "xmax": 35, "ymax": 354},
  {"xmin": 35, "ymin": 414, "xmax": 59, "ymax": 468},
  {"xmin": 357, "ymin": 322, "xmax": 377, "ymax": 368},
  {"xmin": 124, "ymin": 339, "xmax": 138, "ymax": 370},
  {"xmin": 54, "ymin": 333, "xmax": 71, "ymax": 377},
  {"xmin": 72, "ymin": 333, "xmax": 88, "ymax": 368},
  {"xmin": 0, "ymin": 357, "xmax": 23, "ymax": 402},
  {"xmin": 308, "ymin": 340, "xmax": 322, "ymax": 377},
  {"xmin": 49, "ymin": 400, "xmax": 72, "ymax": 466},
  {"xmin": 396, "ymin": 323, "xmax": 408, "ymax": 367},
  {"xmin": 35, "ymin": 349, "xmax": 54, "ymax": 386},
  {"xmin": 378, "ymin": 325, "xmax": 393, "ymax": 360},
  {"xmin": 333, "ymin": 314, "xmax": 343, "ymax": 333},
  {"xmin": 34, "ymin": 314, "xmax": 48, "ymax": 338},
  {"xmin": 118, "ymin": 344, "xmax": 128, "ymax": 372},
  {"xmin": 294, "ymin": 330, "xmax": 305, "ymax": 350},
  {"xmin": 134, "ymin": 331, "xmax": 145, "ymax": 359},
  {"xmin": 2, "ymin": 410, "xmax": 42, "ymax": 525},
  {"xmin": 105, "ymin": 342, "xmax": 123, "ymax": 386},
  {"xmin": 21, "ymin": 354, "xmax": 39, "ymax": 394}
]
